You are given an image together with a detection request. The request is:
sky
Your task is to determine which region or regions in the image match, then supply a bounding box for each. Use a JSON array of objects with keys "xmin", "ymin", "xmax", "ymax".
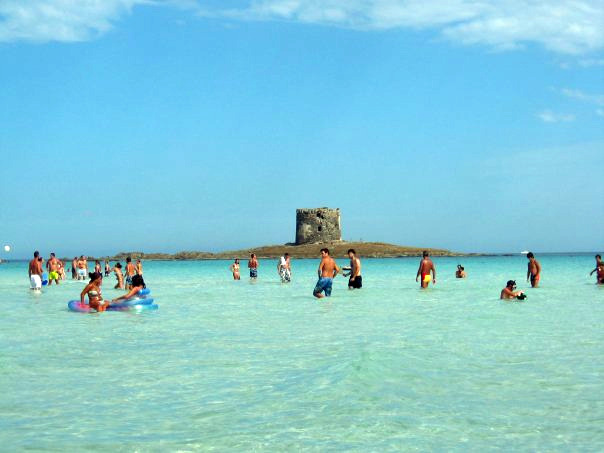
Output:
[{"xmin": 0, "ymin": 0, "xmax": 603, "ymax": 258}]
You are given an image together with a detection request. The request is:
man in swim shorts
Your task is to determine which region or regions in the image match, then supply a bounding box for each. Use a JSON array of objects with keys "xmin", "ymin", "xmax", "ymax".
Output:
[
  {"xmin": 277, "ymin": 253, "xmax": 291, "ymax": 283},
  {"xmin": 46, "ymin": 252, "xmax": 61, "ymax": 285},
  {"xmin": 589, "ymin": 255, "xmax": 603, "ymax": 283},
  {"xmin": 343, "ymin": 249, "xmax": 362, "ymax": 289},
  {"xmin": 313, "ymin": 248, "xmax": 340, "ymax": 298},
  {"xmin": 71, "ymin": 257, "xmax": 77, "ymax": 279},
  {"xmin": 416, "ymin": 251, "xmax": 436, "ymax": 289},
  {"xmin": 28, "ymin": 250, "xmax": 43, "ymax": 290},
  {"xmin": 248, "ymin": 253, "xmax": 258, "ymax": 279},
  {"xmin": 526, "ymin": 252, "xmax": 541, "ymax": 288},
  {"xmin": 125, "ymin": 256, "xmax": 136, "ymax": 290},
  {"xmin": 76, "ymin": 255, "xmax": 88, "ymax": 280},
  {"xmin": 500, "ymin": 280, "xmax": 526, "ymax": 300}
]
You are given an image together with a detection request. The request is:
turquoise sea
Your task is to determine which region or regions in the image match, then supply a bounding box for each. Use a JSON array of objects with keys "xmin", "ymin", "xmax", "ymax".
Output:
[{"xmin": 1, "ymin": 255, "xmax": 602, "ymax": 451}]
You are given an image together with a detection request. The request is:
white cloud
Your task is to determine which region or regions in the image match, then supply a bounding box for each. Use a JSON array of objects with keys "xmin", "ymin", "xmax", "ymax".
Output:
[
  {"xmin": 537, "ymin": 110, "xmax": 575, "ymax": 123},
  {"xmin": 561, "ymin": 88, "xmax": 604, "ymax": 106},
  {"xmin": 0, "ymin": 0, "xmax": 154, "ymax": 42},
  {"xmin": 2, "ymin": 0, "xmax": 604, "ymax": 56},
  {"xmin": 205, "ymin": 0, "xmax": 604, "ymax": 55}
]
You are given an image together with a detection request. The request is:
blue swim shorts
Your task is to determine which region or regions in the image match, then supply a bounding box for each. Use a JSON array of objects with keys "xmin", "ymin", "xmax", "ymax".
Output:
[
  {"xmin": 250, "ymin": 268, "xmax": 258, "ymax": 278},
  {"xmin": 313, "ymin": 277, "xmax": 333, "ymax": 297}
]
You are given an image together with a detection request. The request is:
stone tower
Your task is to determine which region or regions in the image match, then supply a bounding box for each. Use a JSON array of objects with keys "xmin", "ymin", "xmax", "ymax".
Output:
[{"xmin": 295, "ymin": 208, "xmax": 341, "ymax": 245}]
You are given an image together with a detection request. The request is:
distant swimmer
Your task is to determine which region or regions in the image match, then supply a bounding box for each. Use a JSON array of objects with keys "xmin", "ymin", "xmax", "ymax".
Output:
[
  {"xmin": 113, "ymin": 262, "xmax": 124, "ymax": 289},
  {"xmin": 58, "ymin": 259, "xmax": 66, "ymax": 280},
  {"xmin": 76, "ymin": 256, "xmax": 87, "ymax": 280},
  {"xmin": 46, "ymin": 252, "xmax": 61, "ymax": 285},
  {"xmin": 104, "ymin": 260, "xmax": 111, "ymax": 277},
  {"xmin": 278, "ymin": 253, "xmax": 291, "ymax": 283},
  {"xmin": 526, "ymin": 252, "xmax": 541, "ymax": 288},
  {"xmin": 125, "ymin": 257, "xmax": 136, "ymax": 290},
  {"xmin": 136, "ymin": 259, "xmax": 143, "ymax": 276},
  {"xmin": 500, "ymin": 280, "xmax": 526, "ymax": 300},
  {"xmin": 94, "ymin": 260, "xmax": 102, "ymax": 274},
  {"xmin": 28, "ymin": 250, "xmax": 43, "ymax": 290},
  {"xmin": 230, "ymin": 259, "xmax": 241, "ymax": 280},
  {"xmin": 71, "ymin": 257, "xmax": 77, "ymax": 279},
  {"xmin": 343, "ymin": 248, "xmax": 362, "ymax": 289},
  {"xmin": 248, "ymin": 254, "xmax": 259, "ymax": 280},
  {"xmin": 313, "ymin": 248, "xmax": 340, "ymax": 298},
  {"xmin": 589, "ymin": 254, "xmax": 603, "ymax": 283},
  {"xmin": 416, "ymin": 251, "xmax": 436, "ymax": 289},
  {"xmin": 81, "ymin": 271, "xmax": 110, "ymax": 312},
  {"xmin": 112, "ymin": 274, "xmax": 147, "ymax": 304},
  {"xmin": 455, "ymin": 265, "xmax": 467, "ymax": 278}
]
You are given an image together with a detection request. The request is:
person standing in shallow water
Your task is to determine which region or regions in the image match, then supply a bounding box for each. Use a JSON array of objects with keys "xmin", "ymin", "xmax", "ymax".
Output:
[
  {"xmin": 313, "ymin": 248, "xmax": 340, "ymax": 298},
  {"xmin": 248, "ymin": 254, "xmax": 258, "ymax": 280},
  {"xmin": 526, "ymin": 252, "xmax": 541, "ymax": 288},
  {"xmin": 416, "ymin": 251, "xmax": 436, "ymax": 288},
  {"xmin": 277, "ymin": 253, "xmax": 291, "ymax": 283},
  {"xmin": 230, "ymin": 259, "xmax": 241, "ymax": 280},
  {"xmin": 343, "ymin": 249, "xmax": 362, "ymax": 289},
  {"xmin": 589, "ymin": 254, "xmax": 603, "ymax": 283},
  {"xmin": 28, "ymin": 250, "xmax": 43, "ymax": 290}
]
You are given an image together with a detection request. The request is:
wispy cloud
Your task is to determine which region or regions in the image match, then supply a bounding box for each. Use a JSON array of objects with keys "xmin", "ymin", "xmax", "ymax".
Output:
[
  {"xmin": 561, "ymin": 88, "xmax": 604, "ymax": 106},
  {"xmin": 0, "ymin": 0, "xmax": 150, "ymax": 42},
  {"xmin": 537, "ymin": 110, "xmax": 575, "ymax": 123},
  {"xmin": 203, "ymin": 0, "xmax": 604, "ymax": 55},
  {"xmin": 2, "ymin": 0, "xmax": 604, "ymax": 56}
]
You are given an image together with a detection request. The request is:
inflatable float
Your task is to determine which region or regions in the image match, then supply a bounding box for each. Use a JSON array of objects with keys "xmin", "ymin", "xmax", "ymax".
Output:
[{"xmin": 68, "ymin": 288, "xmax": 157, "ymax": 313}]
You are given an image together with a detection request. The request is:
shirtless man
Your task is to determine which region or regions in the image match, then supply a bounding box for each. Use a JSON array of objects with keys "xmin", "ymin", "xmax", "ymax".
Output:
[
  {"xmin": 46, "ymin": 252, "xmax": 61, "ymax": 285},
  {"xmin": 248, "ymin": 254, "xmax": 259, "ymax": 280},
  {"xmin": 501, "ymin": 280, "xmax": 526, "ymax": 300},
  {"xmin": 343, "ymin": 248, "xmax": 362, "ymax": 289},
  {"xmin": 416, "ymin": 251, "xmax": 436, "ymax": 289},
  {"xmin": 136, "ymin": 259, "xmax": 143, "ymax": 276},
  {"xmin": 125, "ymin": 257, "xmax": 136, "ymax": 290},
  {"xmin": 277, "ymin": 253, "xmax": 291, "ymax": 283},
  {"xmin": 313, "ymin": 248, "xmax": 340, "ymax": 298},
  {"xmin": 589, "ymin": 255, "xmax": 603, "ymax": 283},
  {"xmin": 28, "ymin": 251, "xmax": 43, "ymax": 290},
  {"xmin": 526, "ymin": 252, "xmax": 541, "ymax": 288},
  {"xmin": 76, "ymin": 256, "xmax": 88, "ymax": 280}
]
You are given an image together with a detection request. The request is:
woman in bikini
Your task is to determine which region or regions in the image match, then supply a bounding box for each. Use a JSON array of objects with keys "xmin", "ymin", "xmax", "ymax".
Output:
[
  {"xmin": 81, "ymin": 272, "xmax": 110, "ymax": 312},
  {"xmin": 230, "ymin": 259, "xmax": 241, "ymax": 280}
]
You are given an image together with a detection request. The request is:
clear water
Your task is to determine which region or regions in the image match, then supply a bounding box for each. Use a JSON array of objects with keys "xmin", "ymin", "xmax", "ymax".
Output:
[{"xmin": 1, "ymin": 256, "xmax": 602, "ymax": 451}]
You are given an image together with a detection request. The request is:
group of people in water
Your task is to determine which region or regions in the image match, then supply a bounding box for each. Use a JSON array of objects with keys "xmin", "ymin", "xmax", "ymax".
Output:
[
  {"xmin": 229, "ymin": 249, "xmax": 603, "ymax": 300},
  {"xmin": 29, "ymin": 249, "xmax": 603, "ymax": 305},
  {"xmin": 27, "ymin": 251, "xmax": 148, "ymax": 312},
  {"xmin": 28, "ymin": 252, "xmax": 144, "ymax": 291}
]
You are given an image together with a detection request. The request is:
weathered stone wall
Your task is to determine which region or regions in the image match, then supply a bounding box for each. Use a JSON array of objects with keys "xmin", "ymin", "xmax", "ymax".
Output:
[{"xmin": 295, "ymin": 208, "xmax": 341, "ymax": 245}]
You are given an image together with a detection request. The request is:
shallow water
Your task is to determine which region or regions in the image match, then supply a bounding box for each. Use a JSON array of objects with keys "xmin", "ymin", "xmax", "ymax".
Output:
[{"xmin": 1, "ymin": 256, "xmax": 603, "ymax": 451}]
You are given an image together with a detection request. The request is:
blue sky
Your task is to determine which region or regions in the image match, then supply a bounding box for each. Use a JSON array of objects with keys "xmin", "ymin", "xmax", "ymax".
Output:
[{"xmin": 0, "ymin": 1, "xmax": 603, "ymax": 257}]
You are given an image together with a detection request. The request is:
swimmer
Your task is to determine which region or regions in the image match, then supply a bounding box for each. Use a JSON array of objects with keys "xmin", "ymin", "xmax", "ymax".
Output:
[
  {"xmin": 248, "ymin": 253, "xmax": 259, "ymax": 280},
  {"xmin": 112, "ymin": 274, "xmax": 147, "ymax": 304},
  {"xmin": 136, "ymin": 259, "xmax": 143, "ymax": 276},
  {"xmin": 28, "ymin": 250, "xmax": 43, "ymax": 290},
  {"xmin": 76, "ymin": 256, "xmax": 87, "ymax": 280},
  {"xmin": 71, "ymin": 257, "xmax": 77, "ymax": 279},
  {"xmin": 94, "ymin": 260, "xmax": 102, "ymax": 274},
  {"xmin": 500, "ymin": 280, "xmax": 526, "ymax": 300},
  {"xmin": 104, "ymin": 260, "xmax": 110, "ymax": 277},
  {"xmin": 81, "ymin": 272, "xmax": 110, "ymax": 312},
  {"xmin": 589, "ymin": 254, "xmax": 603, "ymax": 283},
  {"xmin": 313, "ymin": 248, "xmax": 340, "ymax": 298},
  {"xmin": 526, "ymin": 252, "xmax": 541, "ymax": 288},
  {"xmin": 455, "ymin": 265, "xmax": 467, "ymax": 278},
  {"xmin": 277, "ymin": 253, "xmax": 292, "ymax": 283},
  {"xmin": 230, "ymin": 259, "xmax": 241, "ymax": 280},
  {"xmin": 113, "ymin": 262, "xmax": 124, "ymax": 289},
  {"xmin": 125, "ymin": 257, "xmax": 136, "ymax": 290},
  {"xmin": 58, "ymin": 259, "xmax": 66, "ymax": 280},
  {"xmin": 46, "ymin": 252, "xmax": 61, "ymax": 285},
  {"xmin": 416, "ymin": 251, "xmax": 436, "ymax": 289},
  {"xmin": 343, "ymin": 249, "xmax": 362, "ymax": 289}
]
